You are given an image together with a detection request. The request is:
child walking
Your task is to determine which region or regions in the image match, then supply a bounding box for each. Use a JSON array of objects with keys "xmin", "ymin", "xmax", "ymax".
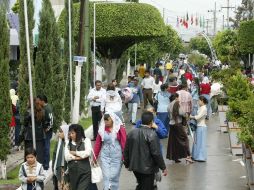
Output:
[{"xmin": 19, "ymin": 148, "xmax": 46, "ymax": 190}]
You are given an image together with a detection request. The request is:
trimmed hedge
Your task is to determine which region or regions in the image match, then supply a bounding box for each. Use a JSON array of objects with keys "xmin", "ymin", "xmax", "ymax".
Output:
[{"xmin": 58, "ymin": 2, "xmax": 166, "ymax": 45}]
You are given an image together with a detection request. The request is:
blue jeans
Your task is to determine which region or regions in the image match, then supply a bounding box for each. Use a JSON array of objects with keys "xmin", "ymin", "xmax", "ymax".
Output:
[{"xmin": 43, "ymin": 131, "xmax": 52, "ymax": 170}]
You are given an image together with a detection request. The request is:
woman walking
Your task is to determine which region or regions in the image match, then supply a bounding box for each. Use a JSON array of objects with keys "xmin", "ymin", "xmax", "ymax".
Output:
[
  {"xmin": 166, "ymin": 93, "xmax": 194, "ymax": 163},
  {"xmin": 190, "ymin": 96, "xmax": 208, "ymax": 162},
  {"xmin": 155, "ymin": 84, "xmax": 171, "ymax": 132},
  {"xmin": 65, "ymin": 124, "xmax": 92, "ymax": 190},
  {"xmin": 101, "ymin": 83, "xmax": 123, "ymax": 121},
  {"xmin": 52, "ymin": 125, "xmax": 70, "ymax": 190},
  {"xmin": 94, "ymin": 112, "xmax": 126, "ymax": 190}
]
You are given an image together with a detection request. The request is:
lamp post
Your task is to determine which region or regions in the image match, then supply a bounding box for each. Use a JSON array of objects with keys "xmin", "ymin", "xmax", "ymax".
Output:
[
  {"xmin": 24, "ymin": 0, "xmax": 36, "ymax": 150},
  {"xmin": 68, "ymin": 0, "xmax": 73, "ymax": 121}
]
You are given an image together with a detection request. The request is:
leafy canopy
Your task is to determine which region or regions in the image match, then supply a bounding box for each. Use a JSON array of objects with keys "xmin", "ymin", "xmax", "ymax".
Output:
[
  {"xmin": 238, "ymin": 20, "xmax": 254, "ymax": 54},
  {"xmin": 189, "ymin": 36, "xmax": 211, "ymax": 57},
  {"xmin": 213, "ymin": 30, "xmax": 238, "ymax": 63},
  {"xmin": 58, "ymin": 2, "xmax": 166, "ymax": 58}
]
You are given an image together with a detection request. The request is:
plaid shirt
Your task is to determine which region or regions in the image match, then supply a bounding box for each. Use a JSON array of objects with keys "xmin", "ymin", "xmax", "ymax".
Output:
[{"xmin": 177, "ymin": 90, "xmax": 193, "ymax": 114}]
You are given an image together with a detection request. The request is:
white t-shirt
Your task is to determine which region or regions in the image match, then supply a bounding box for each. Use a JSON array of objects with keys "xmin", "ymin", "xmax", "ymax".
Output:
[
  {"xmin": 153, "ymin": 81, "xmax": 162, "ymax": 94},
  {"xmin": 141, "ymin": 76, "xmax": 155, "ymax": 89}
]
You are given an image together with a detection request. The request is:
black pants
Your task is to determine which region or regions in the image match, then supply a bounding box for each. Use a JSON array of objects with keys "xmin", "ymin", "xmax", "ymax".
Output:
[
  {"xmin": 91, "ymin": 106, "xmax": 102, "ymax": 139},
  {"xmin": 134, "ymin": 171, "xmax": 155, "ymax": 190}
]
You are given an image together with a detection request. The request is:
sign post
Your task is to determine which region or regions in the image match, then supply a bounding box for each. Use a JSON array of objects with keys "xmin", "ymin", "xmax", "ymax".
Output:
[{"xmin": 72, "ymin": 56, "xmax": 86, "ymax": 123}]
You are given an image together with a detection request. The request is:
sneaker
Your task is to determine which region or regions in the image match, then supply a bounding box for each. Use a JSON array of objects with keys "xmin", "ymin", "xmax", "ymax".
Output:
[{"xmin": 131, "ymin": 122, "xmax": 136, "ymax": 125}]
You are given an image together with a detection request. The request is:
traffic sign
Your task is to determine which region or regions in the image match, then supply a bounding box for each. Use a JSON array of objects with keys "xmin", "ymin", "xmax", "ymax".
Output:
[{"xmin": 73, "ymin": 56, "xmax": 87, "ymax": 63}]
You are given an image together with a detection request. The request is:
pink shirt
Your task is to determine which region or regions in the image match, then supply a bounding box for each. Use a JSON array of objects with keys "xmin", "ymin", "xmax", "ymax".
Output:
[{"xmin": 93, "ymin": 126, "xmax": 127, "ymax": 160}]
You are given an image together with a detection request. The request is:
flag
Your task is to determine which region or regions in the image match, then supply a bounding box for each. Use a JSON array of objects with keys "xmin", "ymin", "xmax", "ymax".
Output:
[
  {"xmin": 182, "ymin": 17, "xmax": 185, "ymax": 26},
  {"xmin": 186, "ymin": 12, "xmax": 189, "ymax": 21},
  {"xmin": 199, "ymin": 16, "xmax": 202, "ymax": 27},
  {"xmin": 191, "ymin": 15, "xmax": 193, "ymax": 25},
  {"xmin": 203, "ymin": 16, "xmax": 205, "ymax": 28},
  {"xmin": 195, "ymin": 15, "xmax": 198, "ymax": 26},
  {"xmin": 185, "ymin": 21, "xmax": 189, "ymax": 29},
  {"xmin": 176, "ymin": 16, "xmax": 179, "ymax": 27}
]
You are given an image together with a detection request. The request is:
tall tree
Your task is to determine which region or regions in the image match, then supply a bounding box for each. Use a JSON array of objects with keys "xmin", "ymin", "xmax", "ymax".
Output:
[
  {"xmin": 231, "ymin": 0, "xmax": 254, "ymax": 28},
  {"xmin": 58, "ymin": 3, "xmax": 166, "ymax": 82},
  {"xmin": 189, "ymin": 36, "xmax": 211, "ymax": 57},
  {"xmin": 35, "ymin": 0, "xmax": 64, "ymax": 131},
  {"xmin": 0, "ymin": 4, "xmax": 11, "ymax": 165},
  {"xmin": 18, "ymin": 0, "xmax": 34, "ymax": 118}
]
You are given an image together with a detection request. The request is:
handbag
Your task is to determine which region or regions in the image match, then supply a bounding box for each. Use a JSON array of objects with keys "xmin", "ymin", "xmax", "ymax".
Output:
[{"xmin": 90, "ymin": 149, "xmax": 103, "ymax": 183}]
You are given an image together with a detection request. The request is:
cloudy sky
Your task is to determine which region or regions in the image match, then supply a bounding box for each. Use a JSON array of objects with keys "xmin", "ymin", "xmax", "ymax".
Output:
[{"xmin": 139, "ymin": 0, "xmax": 242, "ymax": 41}]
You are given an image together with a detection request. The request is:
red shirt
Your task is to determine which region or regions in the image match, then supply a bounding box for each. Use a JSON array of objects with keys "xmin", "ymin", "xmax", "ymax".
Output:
[
  {"xmin": 200, "ymin": 83, "xmax": 211, "ymax": 95},
  {"xmin": 184, "ymin": 72, "xmax": 193, "ymax": 81}
]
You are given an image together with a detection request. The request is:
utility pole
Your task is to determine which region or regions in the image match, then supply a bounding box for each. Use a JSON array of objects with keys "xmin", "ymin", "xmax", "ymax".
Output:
[
  {"xmin": 163, "ymin": 8, "xmax": 165, "ymax": 23},
  {"xmin": 221, "ymin": 0, "xmax": 235, "ymax": 29},
  {"xmin": 72, "ymin": 0, "xmax": 87, "ymax": 123},
  {"xmin": 222, "ymin": 14, "xmax": 225, "ymax": 30},
  {"xmin": 206, "ymin": 19, "xmax": 209, "ymax": 35},
  {"xmin": 208, "ymin": 2, "xmax": 220, "ymax": 36}
]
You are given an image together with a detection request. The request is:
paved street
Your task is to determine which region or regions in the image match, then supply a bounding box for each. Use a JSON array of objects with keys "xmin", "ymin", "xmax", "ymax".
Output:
[{"xmin": 45, "ymin": 110, "xmax": 248, "ymax": 190}]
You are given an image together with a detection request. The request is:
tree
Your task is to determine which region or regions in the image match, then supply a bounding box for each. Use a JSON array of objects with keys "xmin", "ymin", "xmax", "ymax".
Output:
[
  {"xmin": 189, "ymin": 36, "xmax": 211, "ymax": 57},
  {"xmin": 238, "ymin": 20, "xmax": 254, "ymax": 55},
  {"xmin": 35, "ymin": 0, "xmax": 64, "ymax": 131},
  {"xmin": 0, "ymin": 5, "xmax": 11, "ymax": 167},
  {"xmin": 213, "ymin": 30, "xmax": 239, "ymax": 64},
  {"xmin": 58, "ymin": 2, "xmax": 166, "ymax": 82},
  {"xmin": 231, "ymin": 0, "xmax": 254, "ymax": 28},
  {"xmin": 188, "ymin": 53, "xmax": 207, "ymax": 69},
  {"xmin": 18, "ymin": 0, "xmax": 34, "ymax": 118}
]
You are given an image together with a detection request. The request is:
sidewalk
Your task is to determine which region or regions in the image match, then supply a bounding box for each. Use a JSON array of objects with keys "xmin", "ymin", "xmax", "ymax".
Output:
[{"xmin": 44, "ymin": 112, "xmax": 249, "ymax": 189}]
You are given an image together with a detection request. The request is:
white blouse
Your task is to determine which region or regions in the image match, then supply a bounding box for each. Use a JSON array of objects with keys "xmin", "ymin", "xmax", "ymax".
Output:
[
  {"xmin": 65, "ymin": 138, "xmax": 92, "ymax": 162},
  {"xmin": 194, "ymin": 105, "xmax": 207, "ymax": 127}
]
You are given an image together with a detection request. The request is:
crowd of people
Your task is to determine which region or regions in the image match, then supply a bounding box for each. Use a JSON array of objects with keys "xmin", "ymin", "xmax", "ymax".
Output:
[{"xmin": 16, "ymin": 58, "xmax": 226, "ymax": 190}]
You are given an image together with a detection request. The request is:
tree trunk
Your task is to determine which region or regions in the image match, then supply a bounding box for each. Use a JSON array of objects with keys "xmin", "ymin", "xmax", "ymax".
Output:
[
  {"xmin": 1, "ymin": 160, "xmax": 7, "ymax": 179},
  {"xmin": 102, "ymin": 58, "xmax": 120, "ymax": 83}
]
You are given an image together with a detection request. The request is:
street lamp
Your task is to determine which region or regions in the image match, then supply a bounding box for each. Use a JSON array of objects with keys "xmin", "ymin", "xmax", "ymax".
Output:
[
  {"xmin": 93, "ymin": 1, "xmax": 132, "ymax": 85},
  {"xmin": 24, "ymin": 0, "xmax": 36, "ymax": 150}
]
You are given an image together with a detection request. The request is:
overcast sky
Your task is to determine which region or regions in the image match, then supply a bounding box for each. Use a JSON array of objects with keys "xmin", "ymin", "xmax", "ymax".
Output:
[{"xmin": 139, "ymin": 0, "xmax": 242, "ymax": 41}]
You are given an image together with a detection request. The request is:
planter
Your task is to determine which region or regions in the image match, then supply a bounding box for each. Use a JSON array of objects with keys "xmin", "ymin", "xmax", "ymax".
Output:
[
  {"xmin": 227, "ymin": 122, "xmax": 242, "ymax": 155},
  {"xmin": 243, "ymin": 144, "xmax": 254, "ymax": 190},
  {"xmin": 218, "ymin": 105, "xmax": 228, "ymax": 132}
]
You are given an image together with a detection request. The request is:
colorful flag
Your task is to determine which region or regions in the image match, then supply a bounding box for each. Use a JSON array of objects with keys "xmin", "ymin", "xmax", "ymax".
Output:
[
  {"xmin": 180, "ymin": 17, "xmax": 183, "ymax": 23},
  {"xmin": 176, "ymin": 16, "xmax": 179, "ymax": 27},
  {"xmin": 191, "ymin": 15, "xmax": 193, "ymax": 25},
  {"xmin": 186, "ymin": 12, "xmax": 189, "ymax": 21},
  {"xmin": 195, "ymin": 15, "xmax": 198, "ymax": 26}
]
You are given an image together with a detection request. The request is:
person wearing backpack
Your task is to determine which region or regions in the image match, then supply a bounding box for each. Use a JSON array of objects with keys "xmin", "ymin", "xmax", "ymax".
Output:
[{"xmin": 19, "ymin": 148, "xmax": 46, "ymax": 190}]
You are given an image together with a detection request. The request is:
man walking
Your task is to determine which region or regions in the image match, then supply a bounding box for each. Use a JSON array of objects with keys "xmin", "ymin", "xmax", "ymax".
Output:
[
  {"xmin": 87, "ymin": 80, "xmax": 106, "ymax": 140},
  {"xmin": 141, "ymin": 70, "xmax": 154, "ymax": 108},
  {"xmin": 36, "ymin": 95, "xmax": 53, "ymax": 170},
  {"xmin": 124, "ymin": 111, "xmax": 167, "ymax": 190}
]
